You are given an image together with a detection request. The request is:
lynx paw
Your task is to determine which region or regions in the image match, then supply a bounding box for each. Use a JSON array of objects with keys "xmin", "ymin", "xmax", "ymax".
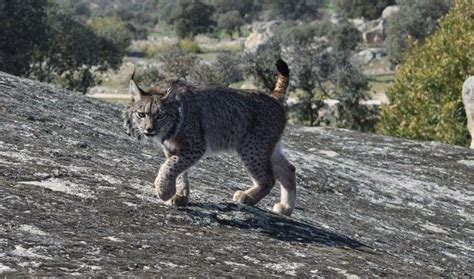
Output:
[
  {"xmin": 273, "ymin": 203, "xmax": 293, "ymax": 216},
  {"xmin": 166, "ymin": 194, "xmax": 189, "ymax": 206},
  {"xmin": 233, "ymin": 191, "xmax": 254, "ymax": 205}
]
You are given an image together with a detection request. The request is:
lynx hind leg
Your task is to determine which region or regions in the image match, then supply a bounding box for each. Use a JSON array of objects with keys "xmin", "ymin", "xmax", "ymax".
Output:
[
  {"xmin": 166, "ymin": 172, "xmax": 190, "ymax": 206},
  {"xmin": 233, "ymin": 144, "xmax": 276, "ymax": 206},
  {"xmin": 271, "ymin": 148, "xmax": 296, "ymax": 216}
]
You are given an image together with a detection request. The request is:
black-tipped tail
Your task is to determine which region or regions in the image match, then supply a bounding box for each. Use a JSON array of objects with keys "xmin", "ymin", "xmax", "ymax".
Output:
[
  {"xmin": 276, "ymin": 58, "xmax": 289, "ymax": 77},
  {"xmin": 272, "ymin": 59, "xmax": 290, "ymax": 103}
]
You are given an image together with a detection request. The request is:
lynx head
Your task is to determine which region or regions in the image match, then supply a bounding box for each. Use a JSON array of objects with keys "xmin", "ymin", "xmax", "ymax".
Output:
[{"xmin": 124, "ymin": 74, "xmax": 181, "ymax": 140}]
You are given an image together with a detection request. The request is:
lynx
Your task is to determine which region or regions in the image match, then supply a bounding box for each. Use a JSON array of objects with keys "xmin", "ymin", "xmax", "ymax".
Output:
[{"xmin": 123, "ymin": 59, "xmax": 296, "ymax": 216}]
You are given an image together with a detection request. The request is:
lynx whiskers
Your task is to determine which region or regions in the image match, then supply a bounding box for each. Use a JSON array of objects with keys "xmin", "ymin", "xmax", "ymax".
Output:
[{"xmin": 123, "ymin": 59, "xmax": 296, "ymax": 216}]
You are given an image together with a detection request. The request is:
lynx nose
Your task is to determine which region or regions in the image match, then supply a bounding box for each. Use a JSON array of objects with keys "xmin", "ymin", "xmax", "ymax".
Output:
[{"xmin": 145, "ymin": 127, "xmax": 154, "ymax": 134}]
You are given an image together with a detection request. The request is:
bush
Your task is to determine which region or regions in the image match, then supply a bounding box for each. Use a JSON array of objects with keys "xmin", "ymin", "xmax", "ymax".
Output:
[
  {"xmin": 89, "ymin": 16, "xmax": 132, "ymax": 64},
  {"xmin": 377, "ymin": 1, "xmax": 473, "ymax": 146},
  {"xmin": 190, "ymin": 52, "xmax": 243, "ymax": 86},
  {"xmin": 170, "ymin": 0, "xmax": 215, "ymax": 39},
  {"xmin": 0, "ymin": 0, "xmax": 49, "ymax": 76},
  {"xmin": 158, "ymin": 46, "xmax": 200, "ymax": 78},
  {"xmin": 385, "ymin": 0, "xmax": 451, "ymax": 65},
  {"xmin": 217, "ymin": 10, "xmax": 244, "ymax": 38},
  {"xmin": 179, "ymin": 38, "xmax": 201, "ymax": 53},
  {"xmin": 334, "ymin": 0, "xmax": 395, "ymax": 20},
  {"xmin": 265, "ymin": 0, "xmax": 324, "ymax": 21}
]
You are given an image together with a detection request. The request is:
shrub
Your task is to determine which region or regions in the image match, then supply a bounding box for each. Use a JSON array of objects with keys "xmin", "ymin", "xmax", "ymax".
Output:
[
  {"xmin": 265, "ymin": 0, "xmax": 324, "ymax": 21},
  {"xmin": 334, "ymin": 0, "xmax": 395, "ymax": 20},
  {"xmin": 217, "ymin": 10, "xmax": 244, "ymax": 38},
  {"xmin": 0, "ymin": 0, "xmax": 49, "ymax": 76},
  {"xmin": 158, "ymin": 46, "xmax": 200, "ymax": 78},
  {"xmin": 377, "ymin": 1, "xmax": 473, "ymax": 146},
  {"xmin": 170, "ymin": 0, "xmax": 215, "ymax": 39},
  {"xmin": 385, "ymin": 0, "xmax": 451, "ymax": 65},
  {"xmin": 89, "ymin": 16, "xmax": 132, "ymax": 65},
  {"xmin": 190, "ymin": 52, "xmax": 243, "ymax": 86},
  {"xmin": 179, "ymin": 38, "xmax": 201, "ymax": 53}
]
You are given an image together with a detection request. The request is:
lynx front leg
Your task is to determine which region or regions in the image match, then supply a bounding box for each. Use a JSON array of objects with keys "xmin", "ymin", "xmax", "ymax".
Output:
[
  {"xmin": 166, "ymin": 172, "xmax": 190, "ymax": 206},
  {"xmin": 154, "ymin": 154, "xmax": 201, "ymax": 203}
]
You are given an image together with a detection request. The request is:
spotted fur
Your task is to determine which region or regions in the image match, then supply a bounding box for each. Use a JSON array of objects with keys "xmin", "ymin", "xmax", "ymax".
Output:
[{"xmin": 123, "ymin": 59, "xmax": 296, "ymax": 216}]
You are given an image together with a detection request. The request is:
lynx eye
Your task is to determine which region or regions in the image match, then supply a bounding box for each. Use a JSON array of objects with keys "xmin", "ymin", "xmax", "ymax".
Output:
[{"xmin": 136, "ymin": 112, "xmax": 145, "ymax": 118}]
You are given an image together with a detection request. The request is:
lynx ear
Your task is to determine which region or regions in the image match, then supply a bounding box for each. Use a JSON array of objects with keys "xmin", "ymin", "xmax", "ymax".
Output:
[
  {"xmin": 161, "ymin": 86, "xmax": 177, "ymax": 102},
  {"xmin": 129, "ymin": 70, "xmax": 144, "ymax": 101}
]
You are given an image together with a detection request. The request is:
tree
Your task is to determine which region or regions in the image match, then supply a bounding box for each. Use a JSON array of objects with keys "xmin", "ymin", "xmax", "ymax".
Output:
[
  {"xmin": 334, "ymin": 0, "xmax": 395, "ymax": 20},
  {"xmin": 217, "ymin": 10, "xmax": 244, "ymax": 38},
  {"xmin": 244, "ymin": 41, "xmax": 281, "ymax": 92},
  {"xmin": 170, "ymin": 0, "xmax": 216, "ymax": 39},
  {"xmin": 377, "ymin": 1, "xmax": 473, "ymax": 146},
  {"xmin": 89, "ymin": 16, "xmax": 132, "ymax": 65},
  {"xmin": 28, "ymin": 8, "xmax": 131, "ymax": 93},
  {"xmin": 158, "ymin": 46, "xmax": 200, "ymax": 78},
  {"xmin": 190, "ymin": 51, "xmax": 243, "ymax": 86},
  {"xmin": 385, "ymin": 0, "xmax": 451, "ymax": 65},
  {"xmin": 264, "ymin": 0, "xmax": 324, "ymax": 21},
  {"xmin": 0, "ymin": 0, "xmax": 49, "ymax": 76}
]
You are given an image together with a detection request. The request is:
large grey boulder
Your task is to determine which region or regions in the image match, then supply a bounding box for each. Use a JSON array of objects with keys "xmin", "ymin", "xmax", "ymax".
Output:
[
  {"xmin": 1, "ymin": 72, "xmax": 473, "ymax": 276},
  {"xmin": 351, "ymin": 48, "xmax": 387, "ymax": 65},
  {"xmin": 381, "ymin": 5, "xmax": 400, "ymax": 19},
  {"xmin": 462, "ymin": 76, "xmax": 474, "ymax": 148},
  {"xmin": 355, "ymin": 19, "xmax": 387, "ymax": 44}
]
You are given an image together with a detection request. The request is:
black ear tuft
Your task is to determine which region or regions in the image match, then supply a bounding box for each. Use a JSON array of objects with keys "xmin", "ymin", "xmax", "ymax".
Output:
[{"xmin": 276, "ymin": 58, "xmax": 290, "ymax": 77}]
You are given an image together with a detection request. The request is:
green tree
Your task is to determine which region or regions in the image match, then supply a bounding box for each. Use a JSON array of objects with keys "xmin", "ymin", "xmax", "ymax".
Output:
[
  {"xmin": 89, "ymin": 16, "xmax": 132, "ymax": 64},
  {"xmin": 211, "ymin": 0, "xmax": 259, "ymax": 22},
  {"xmin": 170, "ymin": 0, "xmax": 215, "ymax": 38},
  {"xmin": 265, "ymin": 0, "xmax": 324, "ymax": 21},
  {"xmin": 0, "ymin": 0, "xmax": 49, "ymax": 76},
  {"xmin": 385, "ymin": 0, "xmax": 451, "ymax": 65},
  {"xmin": 29, "ymin": 9, "xmax": 131, "ymax": 93},
  {"xmin": 377, "ymin": 1, "xmax": 473, "ymax": 146},
  {"xmin": 217, "ymin": 10, "xmax": 244, "ymax": 38},
  {"xmin": 158, "ymin": 45, "xmax": 200, "ymax": 78},
  {"xmin": 334, "ymin": 0, "xmax": 395, "ymax": 20}
]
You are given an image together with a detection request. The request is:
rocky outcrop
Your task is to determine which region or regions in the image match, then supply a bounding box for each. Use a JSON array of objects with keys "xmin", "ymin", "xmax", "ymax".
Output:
[
  {"xmin": 381, "ymin": 5, "xmax": 400, "ymax": 19},
  {"xmin": 462, "ymin": 76, "xmax": 474, "ymax": 148},
  {"xmin": 351, "ymin": 48, "xmax": 387, "ymax": 65},
  {"xmin": 244, "ymin": 21, "xmax": 282, "ymax": 54},
  {"xmin": 355, "ymin": 19, "xmax": 387, "ymax": 44},
  {"xmin": 1, "ymin": 72, "xmax": 473, "ymax": 276}
]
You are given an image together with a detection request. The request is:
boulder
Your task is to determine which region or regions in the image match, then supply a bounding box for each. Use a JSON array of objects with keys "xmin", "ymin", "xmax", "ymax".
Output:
[
  {"xmin": 462, "ymin": 76, "xmax": 474, "ymax": 148},
  {"xmin": 244, "ymin": 21, "xmax": 282, "ymax": 54},
  {"xmin": 0, "ymin": 72, "xmax": 473, "ymax": 276},
  {"xmin": 362, "ymin": 19, "xmax": 387, "ymax": 44},
  {"xmin": 351, "ymin": 48, "xmax": 387, "ymax": 65},
  {"xmin": 329, "ymin": 12, "xmax": 344, "ymax": 25},
  {"xmin": 381, "ymin": 5, "xmax": 400, "ymax": 19}
]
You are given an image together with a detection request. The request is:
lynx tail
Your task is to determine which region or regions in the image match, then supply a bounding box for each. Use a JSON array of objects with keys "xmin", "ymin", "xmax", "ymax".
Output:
[{"xmin": 272, "ymin": 59, "xmax": 290, "ymax": 103}]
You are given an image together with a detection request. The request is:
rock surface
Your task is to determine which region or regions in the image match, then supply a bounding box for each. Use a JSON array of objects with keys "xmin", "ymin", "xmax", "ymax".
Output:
[
  {"xmin": 1, "ymin": 72, "xmax": 473, "ymax": 276},
  {"xmin": 381, "ymin": 5, "xmax": 400, "ymax": 19},
  {"xmin": 355, "ymin": 19, "xmax": 387, "ymax": 44},
  {"xmin": 462, "ymin": 76, "xmax": 474, "ymax": 149},
  {"xmin": 351, "ymin": 48, "xmax": 387, "ymax": 65}
]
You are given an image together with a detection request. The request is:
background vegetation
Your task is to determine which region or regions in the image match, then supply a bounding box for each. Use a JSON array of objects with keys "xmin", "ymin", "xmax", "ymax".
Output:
[
  {"xmin": 377, "ymin": 1, "xmax": 473, "ymax": 146},
  {"xmin": 1, "ymin": 0, "xmax": 472, "ymax": 146}
]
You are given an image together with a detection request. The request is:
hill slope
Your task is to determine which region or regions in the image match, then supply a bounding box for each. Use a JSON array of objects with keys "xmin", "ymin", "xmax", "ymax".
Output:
[{"xmin": 0, "ymin": 72, "xmax": 473, "ymax": 276}]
